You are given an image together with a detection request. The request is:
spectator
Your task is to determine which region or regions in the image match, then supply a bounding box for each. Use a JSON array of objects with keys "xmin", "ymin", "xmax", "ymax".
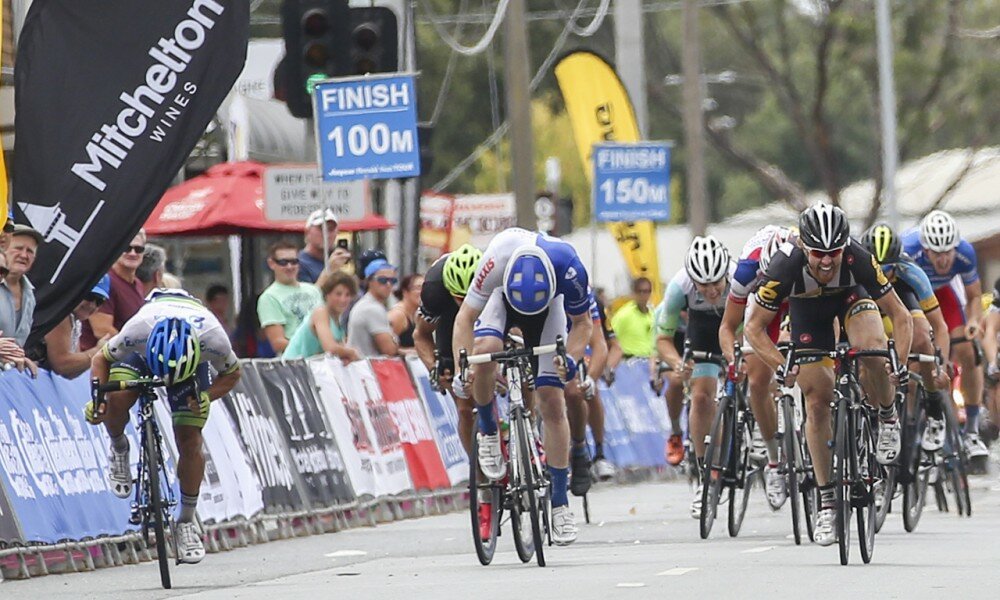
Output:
[
  {"xmin": 610, "ymin": 276, "xmax": 655, "ymax": 360},
  {"xmin": 299, "ymin": 209, "xmax": 351, "ymax": 284},
  {"xmin": 283, "ymin": 271, "xmax": 360, "ymax": 362},
  {"xmin": 80, "ymin": 230, "xmax": 147, "ymax": 349},
  {"xmin": 0, "ymin": 249, "xmax": 32, "ymax": 374},
  {"xmin": 0, "ymin": 215, "xmax": 13, "ymax": 252},
  {"xmin": 257, "ymin": 240, "xmax": 323, "ymax": 354},
  {"xmin": 41, "ymin": 275, "xmax": 112, "ymax": 378},
  {"xmin": 161, "ymin": 272, "xmax": 184, "ymax": 289},
  {"xmin": 346, "ymin": 259, "xmax": 399, "ymax": 357},
  {"xmin": 205, "ymin": 284, "xmax": 234, "ymax": 336},
  {"xmin": 0, "ymin": 224, "xmax": 41, "ymax": 347},
  {"xmin": 388, "ymin": 273, "xmax": 423, "ymax": 353},
  {"xmin": 136, "ymin": 243, "xmax": 167, "ymax": 290}
]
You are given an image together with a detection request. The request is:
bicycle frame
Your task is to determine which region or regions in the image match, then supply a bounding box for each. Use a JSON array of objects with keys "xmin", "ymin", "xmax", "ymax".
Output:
[{"xmin": 131, "ymin": 391, "xmax": 177, "ymax": 530}]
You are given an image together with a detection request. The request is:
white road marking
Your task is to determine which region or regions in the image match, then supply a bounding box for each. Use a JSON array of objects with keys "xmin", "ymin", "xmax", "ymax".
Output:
[
  {"xmin": 617, "ymin": 583, "xmax": 646, "ymax": 588},
  {"xmin": 324, "ymin": 550, "xmax": 368, "ymax": 558},
  {"xmin": 741, "ymin": 546, "xmax": 774, "ymax": 554},
  {"xmin": 657, "ymin": 567, "xmax": 699, "ymax": 576}
]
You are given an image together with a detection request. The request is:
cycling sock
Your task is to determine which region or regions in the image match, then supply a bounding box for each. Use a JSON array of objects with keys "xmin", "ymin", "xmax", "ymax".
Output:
[
  {"xmin": 178, "ymin": 492, "xmax": 198, "ymax": 523},
  {"xmin": 110, "ymin": 433, "xmax": 128, "ymax": 454},
  {"xmin": 820, "ymin": 484, "xmax": 836, "ymax": 510},
  {"xmin": 765, "ymin": 438, "xmax": 780, "ymax": 464},
  {"xmin": 549, "ymin": 466, "xmax": 569, "ymax": 507},
  {"xmin": 965, "ymin": 405, "xmax": 980, "ymax": 435},
  {"xmin": 925, "ymin": 391, "xmax": 945, "ymax": 420},
  {"xmin": 477, "ymin": 403, "xmax": 498, "ymax": 435},
  {"xmin": 878, "ymin": 404, "xmax": 897, "ymax": 423},
  {"xmin": 571, "ymin": 441, "xmax": 588, "ymax": 459},
  {"xmin": 593, "ymin": 442, "xmax": 605, "ymax": 460}
]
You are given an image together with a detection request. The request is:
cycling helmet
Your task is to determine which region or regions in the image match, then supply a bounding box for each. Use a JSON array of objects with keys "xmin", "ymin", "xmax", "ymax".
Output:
[
  {"xmin": 861, "ymin": 222, "xmax": 902, "ymax": 264},
  {"xmin": 356, "ymin": 248, "xmax": 387, "ymax": 278},
  {"xmin": 798, "ymin": 202, "xmax": 850, "ymax": 251},
  {"xmin": 758, "ymin": 227, "xmax": 792, "ymax": 274},
  {"xmin": 145, "ymin": 287, "xmax": 197, "ymax": 302},
  {"xmin": 442, "ymin": 244, "xmax": 483, "ymax": 297},
  {"xmin": 685, "ymin": 236, "xmax": 730, "ymax": 284},
  {"xmin": 145, "ymin": 318, "xmax": 201, "ymax": 386},
  {"xmin": 502, "ymin": 246, "xmax": 556, "ymax": 315},
  {"xmin": 919, "ymin": 210, "xmax": 959, "ymax": 252}
]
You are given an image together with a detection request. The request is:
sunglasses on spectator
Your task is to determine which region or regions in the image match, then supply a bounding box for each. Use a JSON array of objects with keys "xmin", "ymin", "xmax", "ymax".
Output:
[
  {"xmin": 806, "ymin": 246, "xmax": 844, "ymax": 259},
  {"xmin": 274, "ymin": 258, "xmax": 300, "ymax": 266},
  {"xmin": 124, "ymin": 244, "xmax": 146, "ymax": 255},
  {"xmin": 374, "ymin": 276, "xmax": 398, "ymax": 285}
]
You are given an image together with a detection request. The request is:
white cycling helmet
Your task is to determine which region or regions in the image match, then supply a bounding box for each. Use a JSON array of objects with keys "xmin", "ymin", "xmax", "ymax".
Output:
[
  {"xmin": 919, "ymin": 210, "xmax": 959, "ymax": 252},
  {"xmin": 685, "ymin": 235, "xmax": 730, "ymax": 284},
  {"xmin": 759, "ymin": 226, "xmax": 792, "ymax": 274}
]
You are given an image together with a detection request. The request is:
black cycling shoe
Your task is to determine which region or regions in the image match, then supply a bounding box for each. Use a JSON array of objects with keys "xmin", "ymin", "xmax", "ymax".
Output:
[{"xmin": 570, "ymin": 449, "xmax": 592, "ymax": 497}]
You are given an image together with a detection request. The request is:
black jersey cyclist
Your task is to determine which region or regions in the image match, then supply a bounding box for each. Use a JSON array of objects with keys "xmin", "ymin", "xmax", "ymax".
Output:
[{"xmin": 744, "ymin": 203, "xmax": 912, "ymax": 547}]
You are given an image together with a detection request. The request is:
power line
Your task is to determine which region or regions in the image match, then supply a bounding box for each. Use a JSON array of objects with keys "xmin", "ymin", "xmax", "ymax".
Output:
[{"xmin": 417, "ymin": 0, "xmax": 510, "ymax": 56}]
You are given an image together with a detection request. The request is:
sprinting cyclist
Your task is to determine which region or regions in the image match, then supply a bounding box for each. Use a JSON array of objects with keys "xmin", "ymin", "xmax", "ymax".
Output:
[
  {"xmin": 453, "ymin": 228, "xmax": 593, "ymax": 545},
  {"xmin": 744, "ymin": 203, "xmax": 912, "ymax": 546},
  {"xmin": 861, "ymin": 223, "xmax": 952, "ymax": 451},
  {"xmin": 902, "ymin": 210, "xmax": 988, "ymax": 458},
  {"xmin": 87, "ymin": 288, "xmax": 242, "ymax": 564},
  {"xmin": 653, "ymin": 235, "xmax": 734, "ymax": 518},
  {"xmin": 719, "ymin": 225, "xmax": 795, "ymax": 510}
]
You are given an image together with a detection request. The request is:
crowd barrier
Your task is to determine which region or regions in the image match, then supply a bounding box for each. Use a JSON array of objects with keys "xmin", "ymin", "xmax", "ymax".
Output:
[{"xmin": 0, "ymin": 357, "xmax": 670, "ymax": 580}]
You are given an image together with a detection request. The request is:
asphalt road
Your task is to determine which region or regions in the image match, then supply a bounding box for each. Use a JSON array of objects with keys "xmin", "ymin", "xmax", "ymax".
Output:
[{"xmin": 4, "ymin": 473, "xmax": 997, "ymax": 599}]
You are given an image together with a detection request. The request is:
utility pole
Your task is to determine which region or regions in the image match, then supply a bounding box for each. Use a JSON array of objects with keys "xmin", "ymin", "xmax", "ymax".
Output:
[
  {"xmin": 614, "ymin": 0, "xmax": 647, "ymax": 137},
  {"xmin": 681, "ymin": 0, "xmax": 708, "ymax": 235},
  {"xmin": 505, "ymin": 0, "xmax": 535, "ymax": 229},
  {"xmin": 875, "ymin": 0, "xmax": 899, "ymax": 229}
]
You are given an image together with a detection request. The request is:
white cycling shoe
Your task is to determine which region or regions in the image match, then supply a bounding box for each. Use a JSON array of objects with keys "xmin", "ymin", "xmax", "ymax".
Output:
[
  {"xmin": 477, "ymin": 432, "xmax": 506, "ymax": 481},
  {"xmin": 550, "ymin": 505, "xmax": 578, "ymax": 546},
  {"xmin": 876, "ymin": 418, "xmax": 901, "ymax": 465},
  {"xmin": 921, "ymin": 418, "xmax": 945, "ymax": 452},
  {"xmin": 764, "ymin": 465, "xmax": 788, "ymax": 510},
  {"xmin": 108, "ymin": 443, "xmax": 132, "ymax": 499},
  {"xmin": 593, "ymin": 458, "xmax": 616, "ymax": 482},
  {"xmin": 814, "ymin": 508, "xmax": 837, "ymax": 547},
  {"xmin": 175, "ymin": 521, "xmax": 206, "ymax": 564},
  {"xmin": 689, "ymin": 490, "xmax": 703, "ymax": 519},
  {"xmin": 963, "ymin": 433, "xmax": 989, "ymax": 459}
]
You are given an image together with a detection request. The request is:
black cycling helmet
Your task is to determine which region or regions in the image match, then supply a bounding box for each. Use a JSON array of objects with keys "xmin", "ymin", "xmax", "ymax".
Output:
[
  {"xmin": 356, "ymin": 248, "xmax": 387, "ymax": 277},
  {"xmin": 861, "ymin": 222, "xmax": 902, "ymax": 264},
  {"xmin": 798, "ymin": 202, "xmax": 850, "ymax": 251}
]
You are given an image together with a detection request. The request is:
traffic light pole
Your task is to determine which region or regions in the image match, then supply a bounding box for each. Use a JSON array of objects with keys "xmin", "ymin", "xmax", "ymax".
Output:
[{"xmin": 504, "ymin": 0, "xmax": 535, "ymax": 229}]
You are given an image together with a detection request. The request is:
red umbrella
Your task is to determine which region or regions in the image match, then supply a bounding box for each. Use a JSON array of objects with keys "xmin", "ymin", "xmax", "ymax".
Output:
[{"xmin": 144, "ymin": 161, "xmax": 393, "ymax": 236}]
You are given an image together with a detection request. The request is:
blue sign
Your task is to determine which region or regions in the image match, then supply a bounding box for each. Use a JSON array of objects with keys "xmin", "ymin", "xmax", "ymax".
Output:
[
  {"xmin": 313, "ymin": 74, "xmax": 421, "ymax": 182},
  {"xmin": 592, "ymin": 142, "xmax": 671, "ymax": 222}
]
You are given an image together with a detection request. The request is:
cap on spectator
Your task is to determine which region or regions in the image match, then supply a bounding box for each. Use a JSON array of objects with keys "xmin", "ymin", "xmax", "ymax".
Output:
[
  {"xmin": 12, "ymin": 223, "xmax": 43, "ymax": 244},
  {"xmin": 91, "ymin": 274, "xmax": 111, "ymax": 300},
  {"xmin": 306, "ymin": 208, "xmax": 339, "ymax": 229},
  {"xmin": 363, "ymin": 258, "xmax": 397, "ymax": 279}
]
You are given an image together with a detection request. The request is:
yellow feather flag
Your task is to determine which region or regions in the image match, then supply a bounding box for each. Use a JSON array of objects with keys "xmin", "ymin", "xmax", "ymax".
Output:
[{"xmin": 554, "ymin": 51, "xmax": 662, "ymax": 302}]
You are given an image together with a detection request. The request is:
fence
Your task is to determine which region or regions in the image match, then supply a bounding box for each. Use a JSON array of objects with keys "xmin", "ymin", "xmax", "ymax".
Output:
[{"xmin": 0, "ymin": 356, "xmax": 669, "ymax": 580}]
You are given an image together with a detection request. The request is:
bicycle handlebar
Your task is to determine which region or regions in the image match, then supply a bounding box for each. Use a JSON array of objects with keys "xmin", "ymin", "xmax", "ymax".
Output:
[
  {"xmin": 459, "ymin": 336, "xmax": 567, "ymax": 375},
  {"xmin": 95, "ymin": 378, "xmax": 167, "ymax": 394}
]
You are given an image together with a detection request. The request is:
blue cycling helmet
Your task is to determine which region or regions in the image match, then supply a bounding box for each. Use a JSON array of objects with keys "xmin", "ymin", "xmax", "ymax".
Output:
[
  {"xmin": 502, "ymin": 246, "xmax": 556, "ymax": 315},
  {"xmin": 145, "ymin": 318, "xmax": 201, "ymax": 386}
]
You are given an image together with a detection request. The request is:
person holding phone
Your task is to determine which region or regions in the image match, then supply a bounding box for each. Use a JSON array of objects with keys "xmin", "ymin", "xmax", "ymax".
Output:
[{"xmin": 298, "ymin": 208, "xmax": 351, "ymax": 283}]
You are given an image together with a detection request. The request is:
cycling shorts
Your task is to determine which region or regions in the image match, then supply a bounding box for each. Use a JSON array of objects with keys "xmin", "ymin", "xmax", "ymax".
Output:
[
  {"xmin": 473, "ymin": 289, "xmax": 567, "ymax": 389},
  {"xmin": 109, "ymin": 352, "xmax": 211, "ymax": 428},
  {"xmin": 788, "ymin": 286, "xmax": 879, "ymax": 364},
  {"xmin": 686, "ymin": 311, "xmax": 723, "ymax": 379},
  {"xmin": 934, "ymin": 284, "xmax": 966, "ymax": 331}
]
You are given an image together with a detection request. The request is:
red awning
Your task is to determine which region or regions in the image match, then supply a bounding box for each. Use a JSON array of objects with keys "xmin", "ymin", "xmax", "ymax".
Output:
[{"xmin": 144, "ymin": 161, "xmax": 393, "ymax": 236}]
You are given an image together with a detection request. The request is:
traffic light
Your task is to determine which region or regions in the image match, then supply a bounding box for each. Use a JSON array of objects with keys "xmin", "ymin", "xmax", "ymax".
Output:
[
  {"xmin": 348, "ymin": 7, "xmax": 399, "ymax": 75},
  {"xmin": 280, "ymin": 0, "xmax": 351, "ymax": 119}
]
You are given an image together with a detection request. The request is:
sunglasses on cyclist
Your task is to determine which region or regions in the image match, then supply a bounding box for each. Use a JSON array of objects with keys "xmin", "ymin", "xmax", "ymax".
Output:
[
  {"xmin": 124, "ymin": 244, "xmax": 146, "ymax": 255},
  {"xmin": 806, "ymin": 247, "xmax": 844, "ymax": 259},
  {"xmin": 374, "ymin": 276, "xmax": 398, "ymax": 285},
  {"xmin": 273, "ymin": 258, "xmax": 300, "ymax": 267}
]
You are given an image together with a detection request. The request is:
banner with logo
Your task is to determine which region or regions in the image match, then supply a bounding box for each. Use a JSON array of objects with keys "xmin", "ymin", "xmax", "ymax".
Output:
[
  {"xmin": 220, "ymin": 364, "xmax": 306, "ymax": 512},
  {"xmin": 370, "ymin": 359, "xmax": 450, "ymax": 491},
  {"xmin": 197, "ymin": 402, "xmax": 265, "ymax": 523},
  {"xmin": 255, "ymin": 361, "xmax": 354, "ymax": 507},
  {"xmin": 14, "ymin": 0, "xmax": 249, "ymax": 341},
  {"xmin": 592, "ymin": 383, "xmax": 642, "ymax": 468},
  {"xmin": 609, "ymin": 361, "xmax": 667, "ymax": 467},
  {"xmin": 405, "ymin": 357, "xmax": 469, "ymax": 487},
  {"xmin": 0, "ymin": 371, "xmax": 137, "ymax": 543},
  {"xmin": 554, "ymin": 51, "xmax": 663, "ymax": 302}
]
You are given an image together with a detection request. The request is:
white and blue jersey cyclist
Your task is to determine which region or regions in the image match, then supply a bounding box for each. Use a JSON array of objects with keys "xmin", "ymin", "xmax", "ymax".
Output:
[
  {"xmin": 452, "ymin": 227, "xmax": 594, "ymax": 546},
  {"xmin": 88, "ymin": 288, "xmax": 242, "ymax": 565}
]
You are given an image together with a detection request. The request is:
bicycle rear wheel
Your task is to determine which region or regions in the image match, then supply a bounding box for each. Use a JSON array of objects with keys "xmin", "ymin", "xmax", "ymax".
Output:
[
  {"xmin": 856, "ymin": 408, "xmax": 877, "ymax": 565},
  {"xmin": 942, "ymin": 401, "xmax": 972, "ymax": 517},
  {"xmin": 832, "ymin": 398, "xmax": 851, "ymax": 566},
  {"xmin": 470, "ymin": 427, "xmax": 503, "ymax": 565},
  {"xmin": 144, "ymin": 418, "xmax": 172, "ymax": 589},
  {"xmin": 902, "ymin": 450, "xmax": 929, "ymax": 532},
  {"xmin": 728, "ymin": 411, "xmax": 755, "ymax": 538},
  {"xmin": 700, "ymin": 396, "xmax": 730, "ymax": 539},
  {"xmin": 781, "ymin": 398, "xmax": 803, "ymax": 545},
  {"xmin": 515, "ymin": 413, "xmax": 545, "ymax": 567}
]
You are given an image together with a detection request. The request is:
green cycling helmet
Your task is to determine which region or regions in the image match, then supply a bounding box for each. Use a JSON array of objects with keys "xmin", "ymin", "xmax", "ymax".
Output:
[{"xmin": 443, "ymin": 244, "xmax": 483, "ymax": 297}]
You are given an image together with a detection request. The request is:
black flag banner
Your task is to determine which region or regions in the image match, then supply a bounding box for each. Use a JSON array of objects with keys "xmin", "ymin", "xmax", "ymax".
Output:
[{"xmin": 13, "ymin": 0, "xmax": 249, "ymax": 340}]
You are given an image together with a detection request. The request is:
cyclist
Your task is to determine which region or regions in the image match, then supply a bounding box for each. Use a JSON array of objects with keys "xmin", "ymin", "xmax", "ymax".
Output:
[
  {"xmin": 719, "ymin": 225, "xmax": 795, "ymax": 509},
  {"xmin": 654, "ymin": 235, "xmax": 734, "ymax": 518},
  {"xmin": 902, "ymin": 210, "xmax": 988, "ymax": 458},
  {"xmin": 861, "ymin": 223, "xmax": 952, "ymax": 450},
  {"xmin": 87, "ymin": 288, "xmax": 242, "ymax": 564},
  {"xmin": 589, "ymin": 297, "xmax": 618, "ymax": 480},
  {"xmin": 453, "ymin": 228, "xmax": 594, "ymax": 546},
  {"xmin": 744, "ymin": 203, "xmax": 912, "ymax": 546}
]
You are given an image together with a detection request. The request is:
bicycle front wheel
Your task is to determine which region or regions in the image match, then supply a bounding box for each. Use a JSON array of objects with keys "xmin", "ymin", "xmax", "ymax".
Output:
[
  {"xmin": 942, "ymin": 401, "xmax": 972, "ymax": 517},
  {"xmin": 832, "ymin": 398, "xmax": 851, "ymax": 566},
  {"xmin": 781, "ymin": 397, "xmax": 803, "ymax": 545},
  {"xmin": 856, "ymin": 408, "xmax": 877, "ymax": 565},
  {"xmin": 700, "ymin": 395, "xmax": 730, "ymax": 539},
  {"xmin": 728, "ymin": 411, "xmax": 755, "ymax": 538},
  {"xmin": 144, "ymin": 418, "xmax": 172, "ymax": 589},
  {"xmin": 469, "ymin": 425, "xmax": 502, "ymax": 565},
  {"xmin": 515, "ymin": 413, "xmax": 546, "ymax": 567}
]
